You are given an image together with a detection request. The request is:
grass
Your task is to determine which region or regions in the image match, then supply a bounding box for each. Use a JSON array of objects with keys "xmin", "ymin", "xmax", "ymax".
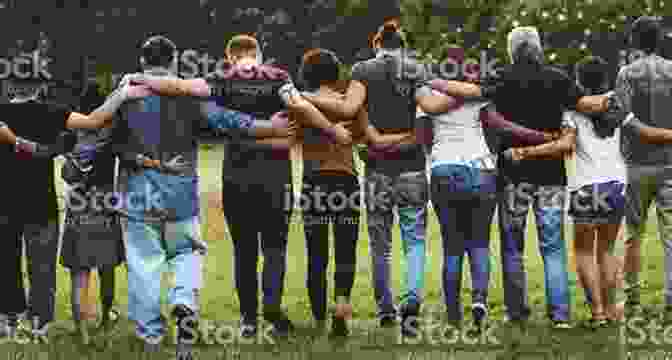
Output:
[{"xmin": 1, "ymin": 144, "xmax": 667, "ymax": 359}]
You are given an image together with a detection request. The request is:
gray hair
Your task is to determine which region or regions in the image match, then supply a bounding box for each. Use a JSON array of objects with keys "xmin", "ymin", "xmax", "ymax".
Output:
[{"xmin": 507, "ymin": 26, "xmax": 543, "ymax": 64}]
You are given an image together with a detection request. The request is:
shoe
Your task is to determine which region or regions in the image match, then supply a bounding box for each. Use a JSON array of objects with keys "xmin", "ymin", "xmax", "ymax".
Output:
[
  {"xmin": 172, "ymin": 305, "xmax": 198, "ymax": 344},
  {"xmin": 239, "ymin": 317, "xmax": 258, "ymax": 339},
  {"xmin": 472, "ymin": 303, "xmax": 488, "ymax": 330},
  {"xmin": 400, "ymin": 302, "xmax": 420, "ymax": 338},
  {"xmin": 551, "ymin": 320, "xmax": 573, "ymax": 330},
  {"xmin": 379, "ymin": 312, "xmax": 397, "ymax": 328},
  {"xmin": 263, "ymin": 309, "xmax": 294, "ymax": 337},
  {"xmin": 330, "ymin": 316, "xmax": 349, "ymax": 338},
  {"xmin": 99, "ymin": 308, "xmax": 120, "ymax": 333}
]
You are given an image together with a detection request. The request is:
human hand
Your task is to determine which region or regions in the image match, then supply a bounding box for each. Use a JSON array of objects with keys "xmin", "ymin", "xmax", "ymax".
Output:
[
  {"xmin": 327, "ymin": 122, "xmax": 352, "ymax": 145},
  {"xmin": 160, "ymin": 155, "xmax": 191, "ymax": 174}
]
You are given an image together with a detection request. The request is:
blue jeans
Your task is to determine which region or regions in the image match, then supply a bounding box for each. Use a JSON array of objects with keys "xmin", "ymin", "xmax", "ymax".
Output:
[
  {"xmin": 125, "ymin": 216, "xmax": 203, "ymax": 341},
  {"xmin": 366, "ymin": 171, "xmax": 428, "ymax": 314},
  {"xmin": 431, "ymin": 164, "xmax": 496, "ymax": 321},
  {"xmin": 498, "ymin": 182, "xmax": 570, "ymax": 322}
]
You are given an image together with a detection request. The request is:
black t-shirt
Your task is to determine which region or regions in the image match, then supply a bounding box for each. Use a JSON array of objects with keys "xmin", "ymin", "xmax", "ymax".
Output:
[
  {"xmin": 489, "ymin": 65, "xmax": 584, "ymax": 186},
  {"xmin": 0, "ymin": 101, "xmax": 71, "ymax": 221},
  {"xmin": 207, "ymin": 63, "xmax": 293, "ymax": 184}
]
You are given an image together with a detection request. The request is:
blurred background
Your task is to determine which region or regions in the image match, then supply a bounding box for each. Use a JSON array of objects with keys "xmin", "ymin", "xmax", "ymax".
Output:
[{"xmin": 1, "ymin": 0, "xmax": 671, "ymax": 109}]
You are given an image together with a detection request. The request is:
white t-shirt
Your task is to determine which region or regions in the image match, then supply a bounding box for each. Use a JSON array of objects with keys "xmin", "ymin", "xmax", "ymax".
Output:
[
  {"xmin": 428, "ymin": 91, "xmax": 494, "ymax": 169},
  {"xmin": 567, "ymin": 110, "xmax": 627, "ymax": 191}
]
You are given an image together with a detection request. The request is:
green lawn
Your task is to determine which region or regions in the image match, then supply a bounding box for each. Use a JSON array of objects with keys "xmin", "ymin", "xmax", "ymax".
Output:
[{"xmin": 2, "ymin": 144, "xmax": 667, "ymax": 358}]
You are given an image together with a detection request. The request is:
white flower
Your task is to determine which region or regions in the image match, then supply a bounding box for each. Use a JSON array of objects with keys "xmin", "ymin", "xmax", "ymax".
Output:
[
  {"xmin": 610, "ymin": 24, "xmax": 616, "ymax": 30},
  {"xmin": 577, "ymin": 11, "xmax": 583, "ymax": 19},
  {"xmin": 557, "ymin": 14, "xmax": 567, "ymax": 21},
  {"xmin": 512, "ymin": 20, "xmax": 520, "ymax": 27},
  {"xmin": 521, "ymin": 10, "xmax": 528, "ymax": 16},
  {"xmin": 549, "ymin": 53, "xmax": 557, "ymax": 61},
  {"xmin": 580, "ymin": 43, "xmax": 587, "ymax": 50},
  {"xmin": 584, "ymin": 28, "xmax": 591, "ymax": 36},
  {"xmin": 542, "ymin": 11, "xmax": 549, "ymax": 18}
]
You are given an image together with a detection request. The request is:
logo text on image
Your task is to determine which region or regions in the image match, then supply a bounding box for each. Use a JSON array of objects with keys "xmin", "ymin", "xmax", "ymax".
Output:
[
  {"xmin": 394, "ymin": 318, "xmax": 500, "ymax": 346},
  {"xmin": 286, "ymin": 183, "xmax": 372, "ymax": 212},
  {"xmin": 621, "ymin": 317, "xmax": 672, "ymax": 346},
  {"xmin": 175, "ymin": 317, "xmax": 275, "ymax": 346},
  {"xmin": 0, "ymin": 52, "xmax": 52, "ymax": 80},
  {"xmin": 398, "ymin": 49, "xmax": 501, "ymax": 80}
]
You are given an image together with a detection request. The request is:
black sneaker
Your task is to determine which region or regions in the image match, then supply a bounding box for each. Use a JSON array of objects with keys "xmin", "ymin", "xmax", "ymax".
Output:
[
  {"xmin": 263, "ymin": 310, "xmax": 295, "ymax": 337},
  {"xmin": 330, "ymin": 316, "xmax": 349, "ymax": 338},
  {"xmin": 172, "ymin": 305, "xmax": 198, "ymax": 345},
  {"xmin": 239, "ymin": 317, "xmax": 258, "ymax": 339},
  {"xmin": 379, "ymin": 312, "xmax": 397, "ymax": 328},
  {"xmin": 400, "ymin": 302, "xmax": 420, "ymax": 338},
  {"xmin": 472, "ymin": 303, "xmax": 488, "ymax": 330}
]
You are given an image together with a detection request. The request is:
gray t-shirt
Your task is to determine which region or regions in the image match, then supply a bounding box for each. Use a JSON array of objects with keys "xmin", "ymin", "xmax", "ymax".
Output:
[
  {"xmin": 351, "ymin": 49, "xmax": 427, "ymax": 175},
  {"xmin": 615, "ymin": 54, "xmax": 672, "ymax": 166}
]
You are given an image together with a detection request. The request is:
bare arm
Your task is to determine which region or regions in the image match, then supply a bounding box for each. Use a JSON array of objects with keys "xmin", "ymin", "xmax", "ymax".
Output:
[
  {"xmin": 508, "ymin": 126, "xmax": 577, "ymax": 161},
  {"xmin": 481, "ymin": 105, "xmax": 554, "ymax": 146},
  {"xmin": 576, "ymin": 94, "xmax": 610, "ymax": 114},
  {"xmin": 415, "ymin": 84, "xmax": 463, "ymax": 114},
  {"xmin": 0, "ymin": 122, "xmax": 17, "ymax": 145},
  {"xmin": 428, "ymin": 79, "xmax": 483, "ymax": 99},
  {"xmin": 126, "ymin": 74, "xmax": 211, "ymax": 98},
  {"xmin": 623, "ymin": 113, "xmax": 672, "ymax": 144},
  {"xmin": 300, "ymin": 80, "xmax": 367, "ymax": 119}
]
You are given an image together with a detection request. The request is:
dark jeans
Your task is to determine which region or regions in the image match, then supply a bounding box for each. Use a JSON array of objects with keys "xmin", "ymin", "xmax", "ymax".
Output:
[
  {"xmin": 302, "ymin": 173, "xmax": 360, "ymax": 321},
  {"xmin": 498, "ymin": 182, "xmax": 570, "ymax": 322},
  {"xmin": 221, "ymin": 179, "xmax": 293, "ymax": 320},
  {"xmin": 0, "ymin": 215, "xmax": 59, "ymax": 326},
  {"xmin": 431, "ymin": 165, "xmax": 496, "ymax": 321}
]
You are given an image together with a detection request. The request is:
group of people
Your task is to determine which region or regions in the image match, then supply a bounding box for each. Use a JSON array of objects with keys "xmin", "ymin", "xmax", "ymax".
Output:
[{"xmin": 1, "ymin": 11, "xmax": 672, "ymax": 358}]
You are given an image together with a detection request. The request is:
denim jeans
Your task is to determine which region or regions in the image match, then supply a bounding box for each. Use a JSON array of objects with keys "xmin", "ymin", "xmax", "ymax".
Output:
[
  {"xmin": 366, "ymin": 171, "xmax": 428, "ymax": 314},
  {"xmin": 430, "ymin": 164, "xmax": 496, "ymax": 321},
  {"xmin": 498, "ymin": 182, "xmax": 570, "ymax": 322},
  {"xmin": 125, "ymin": 216, "xmax": 203, "ymax": 341}
]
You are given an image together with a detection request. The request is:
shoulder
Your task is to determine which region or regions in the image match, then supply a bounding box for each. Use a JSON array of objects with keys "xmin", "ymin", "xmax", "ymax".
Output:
[
  {"xmin": 543, "ymin": 65, "xmax": 572, "ymax": 81},
  {"xmin": 351, "ymin": 58, "xmax": 377, "ymax": 77},
  {"xmin": 43, "ymin": 101, "xmax": 72, "ymax": 115}
]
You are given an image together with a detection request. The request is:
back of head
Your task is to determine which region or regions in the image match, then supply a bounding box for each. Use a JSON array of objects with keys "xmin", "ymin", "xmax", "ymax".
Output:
[
  {"xmin": 630, "ymin": 16, "xmax": 661, "ymax": 54},
  {"xmin": 299, "ymin": 48, "xmax": 341, "ymax": 91},
  {"xmin": 375, "ymin": 23, "xmax": 405, "ymax": 50},
  {"xmin": 225, "ymin": 34, "xmax": 262, "ymax": 65},
  {"xmin": 141, "ymin": 35, "xmax": 177, "ymax": 69},
  {"xmin": 575, "ymin": 56, "xmax": 609, "ymax": 95},
  {"xmin": 576, "ymin": 55, "xmax": 617, "ymax": 138},
  {"xmin": 507, "ymin": 27, "xmax": 544, "ymax": 69}
]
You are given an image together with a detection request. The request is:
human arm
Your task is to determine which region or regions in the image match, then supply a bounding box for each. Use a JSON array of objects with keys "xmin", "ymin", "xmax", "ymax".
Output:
[
  {"xmin": 201, "ymin": 102, "xmax": 295, "ymax": 138},
  {"xmin": 481, "ymin": 104, "xmax": 555, "ymax": 146},
  {"xmin": 65, "ymin": 82, "xmax": 152, "ymax": 130},
  {"xmin": 504, "ymin": 122, "xmax": 577, "ymax": 161},
  {"xmin": 300, "ymin": 79, "xmax": 367, "ymax": 119},
  {"xmin": 427, "ymin": 79, "xmax": 484, "ymax": 99},
  {"xmin": 622, "ymin": 112, "xmax": 672, "ymax": 144},
  {"xmin": 415, "ymin": 84, "xmax": 464, "ymax": 114},
  {"xmin": 123, "ymin": 73, "xmax": 211, "ymax": 98}
]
